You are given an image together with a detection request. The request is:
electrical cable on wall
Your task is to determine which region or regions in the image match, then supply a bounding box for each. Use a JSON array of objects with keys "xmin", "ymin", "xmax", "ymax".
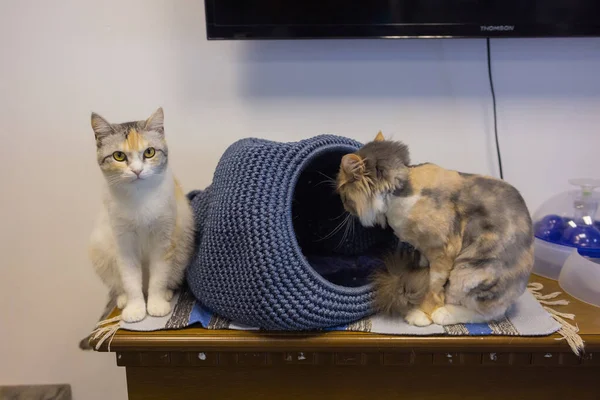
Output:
[{"xmin": 486, "ymin": 38, "xmax": 504, "ymax": 180}]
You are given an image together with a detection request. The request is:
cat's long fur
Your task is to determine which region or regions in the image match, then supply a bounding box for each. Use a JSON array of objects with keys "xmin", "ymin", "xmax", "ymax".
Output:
[
  {"xmin": 339, "ymin": 132, "xmax": 534, "ymax": 326},
  {"xmin": 89, "ymin": 108, "xmax": 194, "ymax": 323},
  {"xmin": 371, "ymin": 248, "xmax": 429, "ymax": 317}
]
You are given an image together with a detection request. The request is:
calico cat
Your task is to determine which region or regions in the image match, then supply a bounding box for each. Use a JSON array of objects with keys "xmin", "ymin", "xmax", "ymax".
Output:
[
  {"xmin": 337, "ymin": 132, "xmax": 534, "ymax": 326},
  {"xmin": 89, "ymin": 108, "xmax": 194, "ymax": 323}
]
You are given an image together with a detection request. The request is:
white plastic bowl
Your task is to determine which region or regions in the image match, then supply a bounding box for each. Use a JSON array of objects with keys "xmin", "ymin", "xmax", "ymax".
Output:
[
  {"xmin": 559, "ymin": 250, "xmax": 600, "ymax": 307},
  {"xmin": 532, "ymin": 238, "xmax": 574, "ymax": 280}
]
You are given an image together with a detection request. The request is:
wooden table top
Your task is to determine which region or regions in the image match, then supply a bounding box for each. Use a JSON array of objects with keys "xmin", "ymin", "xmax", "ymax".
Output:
[{"xmin": 92, "ymin": 275, "xmax": 600, "ymax": 353}]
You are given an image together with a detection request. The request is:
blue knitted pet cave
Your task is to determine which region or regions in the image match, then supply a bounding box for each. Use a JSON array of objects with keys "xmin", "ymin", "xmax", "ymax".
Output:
[{"xmin": 186, "ymin": 135, "xmax": 397, "ymax": 330}]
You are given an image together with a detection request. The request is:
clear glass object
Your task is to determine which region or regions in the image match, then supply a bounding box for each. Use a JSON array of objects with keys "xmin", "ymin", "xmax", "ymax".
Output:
[
  {"xmin": 532, "ymin": 178, "xmax": 600, "ymax": 279},
  {"xmin": 559, "ymin": 250, "xmax": 600, "ymax": 307}
]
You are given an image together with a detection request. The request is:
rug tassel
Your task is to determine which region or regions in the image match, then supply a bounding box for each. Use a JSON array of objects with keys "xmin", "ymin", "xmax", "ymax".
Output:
[
  {"xmin": 91, "ymin": 315, "xmax": 122, "ymax": 351},
  {"xmin": 536, "ymin": 292, "xmax": 563, "ymax": 300},
  {"xmin": 528, "ymin": 283, "xmax": 585, "ymax": 356},
  {"xmin": 95, "ymin": 315, "xmax": 121, "ymax": 327},
  {"xmin": 94, "ymin": 323, "xmax": 120, "ymax": 351},
  {"xmin": 90, "ymin": 325, "xmax": 112, "ymax": 341},
  {"xmin": 538, "ymin": 299, "xmax": 570, "ymax": 306}
]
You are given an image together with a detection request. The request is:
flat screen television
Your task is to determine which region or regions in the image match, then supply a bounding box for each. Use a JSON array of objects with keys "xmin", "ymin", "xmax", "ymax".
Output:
[{"xmin": 205, "ymin": 0, "xmax": 600, "ymax": 40}]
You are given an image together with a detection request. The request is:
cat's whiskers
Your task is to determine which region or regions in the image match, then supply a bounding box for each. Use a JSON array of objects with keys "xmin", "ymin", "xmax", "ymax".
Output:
[
  {"xmin": 314, "ymin": 171, "xmax": 338, "ymax": 189},
  {"xmin": 105, "ymin": 175, "xmax": 125, "ymax": 187},
  {"xmin": 314, "ymin": 180, "xmax": 338, "ymax": 189},
  {"xmin": 335, "ymin": 216, "xmax": 350, "ymax": 250},
  {"xmin": 335, "ymin": 213, "xmax": 354, "ymax": 250},
  {"xmin": 329, "ymin": 210, "xmax": 348, "ymax": 221},
  {"xmin": 315, "ymin": 170, "xmax": 336, "ymax": 183},
  {"xmin": 315, "ymin": 213, "xmax": 350, "ymax": 242}
]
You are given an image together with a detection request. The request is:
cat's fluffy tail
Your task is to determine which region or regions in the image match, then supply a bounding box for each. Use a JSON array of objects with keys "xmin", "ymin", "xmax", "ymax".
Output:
[{"xmin": 371, "ymin": 249, "xmax": 429, "ymax": 317}]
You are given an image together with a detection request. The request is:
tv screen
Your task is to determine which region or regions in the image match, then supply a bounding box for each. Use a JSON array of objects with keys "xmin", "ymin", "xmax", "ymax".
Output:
[{"xmin": 205, "ymin": 0, "xmax": 600, "ymax": 39}]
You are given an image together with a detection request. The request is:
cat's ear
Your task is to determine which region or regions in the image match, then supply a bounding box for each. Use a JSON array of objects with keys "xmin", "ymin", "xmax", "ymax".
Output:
[
  {"xmin": 341, "ymin": 153, "xmax": 365, "ymax": 180},
  {"xmin": 91, "ymin": 112, "xmax": 114, "ymax": 140},
  {"xmin": 374, "ymin": 131, "xmax": 385, "ymax": 142},
  {"xmin": 144, "ymin": 107, "xmax": 164, "ymax": 134}
]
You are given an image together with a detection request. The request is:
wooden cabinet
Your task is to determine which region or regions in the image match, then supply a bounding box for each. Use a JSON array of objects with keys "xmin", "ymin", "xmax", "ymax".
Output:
[{"xmin": 92, "ymin": 276, "xmax": 600, "ymax": 400}]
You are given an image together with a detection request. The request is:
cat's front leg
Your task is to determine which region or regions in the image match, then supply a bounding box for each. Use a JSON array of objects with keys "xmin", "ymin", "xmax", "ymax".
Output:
[
  {"xmin": 147, "ymin": 249, "xmax": 174, "ymax": 318},
  {"xmin": 116, "ymin": 232, "xmax": 146, "ymax": 323},
  {"xmin": 405, "ymin": 308, "xmax": 432, "ymax": 327},
  {"xmin": 431, "ymin": 304, "xmax": 490, "ymax": 325},
  {"xmin": 419, "ymin": 253, "xmax": 453, "ymax": 317}
]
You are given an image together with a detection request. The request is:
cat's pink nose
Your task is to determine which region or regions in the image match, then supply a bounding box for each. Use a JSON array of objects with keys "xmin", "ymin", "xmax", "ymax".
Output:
[{"xmin": 132, "ymin": 169, "xmax": 142, "ymax": 177}]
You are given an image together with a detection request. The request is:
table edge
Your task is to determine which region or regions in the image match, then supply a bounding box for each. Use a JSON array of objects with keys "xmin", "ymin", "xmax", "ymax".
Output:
[{"xmin": 92, "ymin": 329, "xmax": 600, "ymax": 352}]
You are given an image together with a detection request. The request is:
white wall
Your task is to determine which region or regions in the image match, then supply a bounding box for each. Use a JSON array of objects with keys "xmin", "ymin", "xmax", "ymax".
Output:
[{"xmin": 1, "ymin": 1, "xmax": 598, "ymax": 399}]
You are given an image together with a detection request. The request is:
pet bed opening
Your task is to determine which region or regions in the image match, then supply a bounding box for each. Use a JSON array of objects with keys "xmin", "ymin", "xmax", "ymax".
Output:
[{"xmin": 291, "ymin": 147, "xmax": 397, "ymax": 288}]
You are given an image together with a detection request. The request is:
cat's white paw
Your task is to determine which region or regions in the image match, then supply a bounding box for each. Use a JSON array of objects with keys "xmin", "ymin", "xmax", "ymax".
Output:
[
  {"xmin": 164, "ymin": 289, "xmax": 174, "ymax": 302},
  {"xmin": 405, "ymin": 309, "xmax": 432, "ymax": 327},
  {"xmin": 147, "ymin": 296, "xmax": 172, "ymax": 317},
  {"xmin": 116, "ymin": 294, "xmax": 128, "ymax": 309},
  {"xmin": 121, "ymin": 301, "xmax": 147, "ymax": 323},
  {"xmin": 431, "ymin": 307, "xmax": 456, "ymax": 326}
]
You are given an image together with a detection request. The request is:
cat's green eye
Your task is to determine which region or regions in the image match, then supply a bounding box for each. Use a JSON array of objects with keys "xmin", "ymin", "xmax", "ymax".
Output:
[
  {"xmin": 144, "ymin": 147, "xmax": 156, "ymax": 159},
  {"xmin": 113, "ymin": 151, "xmax": 126, "ymax": 162}
]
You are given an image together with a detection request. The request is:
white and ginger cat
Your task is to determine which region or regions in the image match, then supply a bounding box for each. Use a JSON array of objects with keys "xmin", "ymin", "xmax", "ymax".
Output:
[
  {"xmin": 89, "ymin": 108, "xmax": 194, "ymax": 323},
  {"xmin": 337, "ymin": 132, "xmax": 534, "ymax": 326}
]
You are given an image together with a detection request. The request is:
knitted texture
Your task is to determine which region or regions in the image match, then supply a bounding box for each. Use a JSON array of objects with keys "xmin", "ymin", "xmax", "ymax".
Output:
[{"xmin": 186, "ymin": 135, "xmax": 397, "ymax": 330}]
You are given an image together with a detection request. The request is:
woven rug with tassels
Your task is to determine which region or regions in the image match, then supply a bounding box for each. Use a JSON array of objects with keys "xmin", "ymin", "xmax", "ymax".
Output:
[{"xmin": 84, "ymin": 282, "xmax": 584, "ymax": 356}]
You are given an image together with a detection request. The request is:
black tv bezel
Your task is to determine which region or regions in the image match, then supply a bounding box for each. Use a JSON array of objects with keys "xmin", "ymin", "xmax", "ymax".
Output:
[{"xmin": 205, "ymin": 0, "xmax": 600, "ymax": 40}]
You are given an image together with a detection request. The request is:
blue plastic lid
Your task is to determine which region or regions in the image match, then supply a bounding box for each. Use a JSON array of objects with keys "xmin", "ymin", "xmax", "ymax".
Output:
[
  {"xmin": 534, "ymin": 179, "xmax": 600, "ymax": 259},
  {"xmin": 578, "ymin": 247, "xmax": 600, "ymax": 258}
]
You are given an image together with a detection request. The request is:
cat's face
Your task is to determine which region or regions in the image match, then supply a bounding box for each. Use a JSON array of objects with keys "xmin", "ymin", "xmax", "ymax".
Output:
[
  {"xmin": 336, "ymin": 132, "xmax": 410, "ymax": 227},
  {"xmin": 91, "ymin": 108, "xmax": 168, "ymax": 186}
]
